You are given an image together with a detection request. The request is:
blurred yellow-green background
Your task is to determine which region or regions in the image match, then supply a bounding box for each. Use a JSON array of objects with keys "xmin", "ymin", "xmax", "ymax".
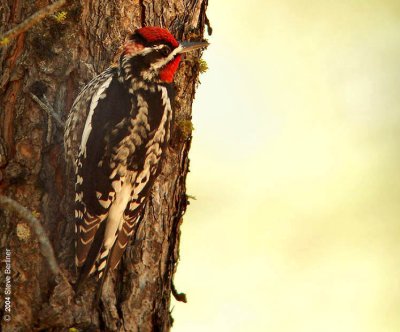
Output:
[{"xmin": 172, "ymin": 1, "xmax": 400, "ymax": 331}]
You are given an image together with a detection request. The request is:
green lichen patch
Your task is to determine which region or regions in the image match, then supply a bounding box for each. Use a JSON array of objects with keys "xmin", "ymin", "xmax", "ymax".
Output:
[
  {"xmin": 198, "ymin": 58, "xmax": 208, "ymax": 74},
  {"xmin": 53, "ymin": 11, "xmax": 68, "ymax": 23},
  {"xmin": 16, "ymin": 223, "xmax": 31, "ymax": 241},
  {"xmin": 176, "ymin": 119, "xmax": 194, "ymax": 140}
]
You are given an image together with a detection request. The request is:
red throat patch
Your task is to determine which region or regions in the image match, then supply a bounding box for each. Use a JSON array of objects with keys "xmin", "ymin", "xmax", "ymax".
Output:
[{"xmin": 159, "ymin": 55, "xmax": 181, "ymax": 83}]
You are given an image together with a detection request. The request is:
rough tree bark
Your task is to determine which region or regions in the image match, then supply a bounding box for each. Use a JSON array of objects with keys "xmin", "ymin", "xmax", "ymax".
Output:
[{"xmin": 0, "ymin": 0, "xmax": 209, "ymax": 331}]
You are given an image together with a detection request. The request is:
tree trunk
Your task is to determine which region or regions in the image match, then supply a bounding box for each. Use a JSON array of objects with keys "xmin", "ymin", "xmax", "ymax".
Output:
[{"xmin": 0, "ymin": 1, "xmax": 208, "ymax": 330}]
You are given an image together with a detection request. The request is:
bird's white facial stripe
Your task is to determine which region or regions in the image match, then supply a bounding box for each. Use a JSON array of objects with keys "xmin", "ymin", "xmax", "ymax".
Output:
[
  {"xmin": 138, "ymin": 45, "xmax": 182, "ymax": 81},
  {"xmin": 151, "ymin": 45, "xmax": 182, "ymax": 72},
  {"xmin": 141, "ymin": 44, "xmax": 164, "ymax": 55},
  {"xmin": 170, "ymin": 45, "xmax": 183, "ymax": 57}
]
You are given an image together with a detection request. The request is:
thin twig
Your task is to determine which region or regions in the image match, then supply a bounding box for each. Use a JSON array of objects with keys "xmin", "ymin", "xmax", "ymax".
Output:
[
  {"xmin": 205, "ymin": 13, "xmax": 213, "ymax": 36},
  {"xmin": 171, "ymin": 282, "xmax": 187, "ymax": 303},
  {"xmin": 30, "ymin": 93, "xmax": 64, "ymax": 128},
  {"xmin": 0, "ymin": 0, "xmax": 66, "ymax": 46},
  {"xmin": 47, "ymin": 113, "xmax": 53, "ymax": 144},
  {"xmin": 0, "ymin": 195, "xmax": 60, "ymax": 276}
]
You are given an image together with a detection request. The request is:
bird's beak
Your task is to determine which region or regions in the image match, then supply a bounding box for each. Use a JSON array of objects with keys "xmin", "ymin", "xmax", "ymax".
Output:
[{"xmin": 178, "ymin": 41, "xmax": 209, "ymax": 54}]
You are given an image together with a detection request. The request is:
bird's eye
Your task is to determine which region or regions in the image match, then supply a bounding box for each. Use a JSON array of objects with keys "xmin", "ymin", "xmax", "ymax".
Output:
[{"xmin": 159, "ymin": 46, "xmax": 171, "ymax": 57}]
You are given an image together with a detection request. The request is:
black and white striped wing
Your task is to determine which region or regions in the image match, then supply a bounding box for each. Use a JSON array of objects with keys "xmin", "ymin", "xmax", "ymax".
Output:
[
  {"xmin": 64, "ymin": 67, "xmax": 117, "ymax": 169},
  {"xmin": 71, "ymin": 75, "xmax": 173, "ymax": 288},
  {"xmin": 72, "ymin": 72, "xmax": 133, "ymax": 275},
  {"xmin": 95, "ymin": 85, "xmax": 174, "ymax": 279}
]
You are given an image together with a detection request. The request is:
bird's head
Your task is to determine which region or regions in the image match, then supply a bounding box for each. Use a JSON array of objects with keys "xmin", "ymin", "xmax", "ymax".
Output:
[{"xmin": 120, "ymin": 26, "xmax": 208, "ymax": 83}]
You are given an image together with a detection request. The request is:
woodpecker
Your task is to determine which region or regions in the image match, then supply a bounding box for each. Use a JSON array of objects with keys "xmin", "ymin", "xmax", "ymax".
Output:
[{"xmin": 64, "ymin": 27, "xmax": 207, "ymax": 295}]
